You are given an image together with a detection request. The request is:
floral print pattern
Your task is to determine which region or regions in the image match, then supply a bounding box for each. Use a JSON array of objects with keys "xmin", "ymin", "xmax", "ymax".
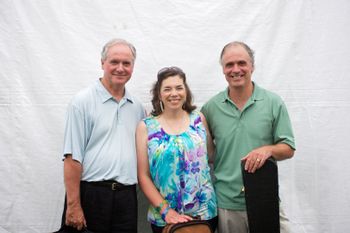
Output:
[{"xmin": 144, "ymin": 111, "xmax": 217, "ymax": 226}]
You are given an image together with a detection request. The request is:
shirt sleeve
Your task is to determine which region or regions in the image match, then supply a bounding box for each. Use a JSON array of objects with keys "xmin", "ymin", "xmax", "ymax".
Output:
[
  {"xmin": 62, "ymin": 102, "xmax": 87, "ymax": 162},
  {"xmin": 200, "ymin": 103, "xmax": 209, "ymax": 122},
  {"xmin": 273, "ymin": 100, "xmax": 296, "ymax": 150}
]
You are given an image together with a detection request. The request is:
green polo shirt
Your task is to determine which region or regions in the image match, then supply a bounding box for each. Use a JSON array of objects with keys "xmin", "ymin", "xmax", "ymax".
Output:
[{"xmin": 201, "ymin": 83, "xmax": 295, "ymax": 210}]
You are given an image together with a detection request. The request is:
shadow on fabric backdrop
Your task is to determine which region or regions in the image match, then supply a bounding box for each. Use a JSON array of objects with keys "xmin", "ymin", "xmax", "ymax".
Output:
[{"xmin": 137, "ymin": 186, "xmax": 151, "ymax": 233}]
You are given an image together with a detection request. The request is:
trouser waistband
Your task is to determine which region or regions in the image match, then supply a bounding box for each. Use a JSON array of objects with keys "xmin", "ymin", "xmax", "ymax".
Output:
[{"xmin": 81, "ymin": 180, "xmax": 135, "ymax": 191}]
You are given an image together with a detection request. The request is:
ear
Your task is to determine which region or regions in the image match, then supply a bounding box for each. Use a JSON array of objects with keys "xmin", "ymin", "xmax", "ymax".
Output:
[
  {"xmin": 101, "ymin": 59, "xmax": 104, "ymax": 70},
  {"xmin": 221, "ymin": 63, "xmax": 226, "ymax": 75}
]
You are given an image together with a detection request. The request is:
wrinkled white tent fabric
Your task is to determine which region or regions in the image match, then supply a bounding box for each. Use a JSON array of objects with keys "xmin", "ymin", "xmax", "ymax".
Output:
[{"xmin": 1, "ymin": 0, "xmax": 349, "ymax": 232}]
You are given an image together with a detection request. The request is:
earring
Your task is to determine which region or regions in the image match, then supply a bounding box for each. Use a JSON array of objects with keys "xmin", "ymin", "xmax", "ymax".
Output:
[{"xmin": 160, "ymin": 101, "xmax": 164, "ymax": 112}]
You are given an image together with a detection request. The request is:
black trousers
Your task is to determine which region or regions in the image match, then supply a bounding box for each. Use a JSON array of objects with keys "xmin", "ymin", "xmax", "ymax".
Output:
[
  {"xmin": 58, "ymin": 181, "xmax": 137, "ymax": 233},
  {"xmin": 150, "ymin": 216, "xmax": 218, "ymax": 233}
]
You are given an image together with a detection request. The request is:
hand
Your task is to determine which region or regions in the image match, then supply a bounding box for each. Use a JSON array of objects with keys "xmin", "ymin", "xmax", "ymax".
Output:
[
  {"xmin": 164, "ymin": 209, "xmax": 193, "ymax": 224},
  {"xmin": 241, "ymin": 146, "xmax": 272, "ymax": 173},
  {"xmin": 65, "ymin": 203, "xmax": 87, "ymax": 230}
]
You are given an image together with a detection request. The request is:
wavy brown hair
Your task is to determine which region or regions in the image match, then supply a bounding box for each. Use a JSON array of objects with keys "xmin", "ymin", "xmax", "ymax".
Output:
[{"xmin": 151, "ymin": 66, "xmax": 196, "ymax": 116}]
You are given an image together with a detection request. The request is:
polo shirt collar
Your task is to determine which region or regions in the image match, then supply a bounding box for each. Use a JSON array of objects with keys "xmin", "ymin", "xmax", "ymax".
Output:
[
  {"xmin": 96, "ymin": 79, "xmax": 134, "ymax": 104},
  {"xmin": 250, "ymin": 82, "xmax": 264, "ymax": 102}
]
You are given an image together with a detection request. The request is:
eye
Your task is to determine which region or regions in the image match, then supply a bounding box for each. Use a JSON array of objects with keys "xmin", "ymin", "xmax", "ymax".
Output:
[
  {"xmin": 123, "ymin": 61, "xmax": 131, "ymax": 66},
  {"xmin": 238, "ymin": 61, "xmax": 247, "ymax": 66},
  {"xmin": 225, "ymin": 62, "xmax": 233, "ymax": 68}
]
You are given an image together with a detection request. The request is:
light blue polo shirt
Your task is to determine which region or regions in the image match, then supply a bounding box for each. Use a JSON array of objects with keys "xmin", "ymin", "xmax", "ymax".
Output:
[
  {"xmin": 63, "ymin": 79, "xmax": 146, "ymax": 184},
  {"xmin": 201, "ymin": 82, "xmax": 295, "ymax": 210}
]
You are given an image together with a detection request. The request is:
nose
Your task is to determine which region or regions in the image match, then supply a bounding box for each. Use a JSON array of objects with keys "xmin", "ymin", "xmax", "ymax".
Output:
[
  {"xmin": 170, "ymin": 89, "xmax": 178, "ymax": 96},
  {"xmin": 115, "ymin": 63, "xmax": 124, "ymax": 72},
  {"xmin": 232, "ymin": 63, "xmax": 240, "ymax": 72}
]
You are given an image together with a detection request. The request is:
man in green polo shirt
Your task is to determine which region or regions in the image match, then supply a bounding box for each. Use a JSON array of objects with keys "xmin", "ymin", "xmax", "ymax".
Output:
[{"xmin": 201, "ymin": 41, "xmax": 295, "ymax": 233}]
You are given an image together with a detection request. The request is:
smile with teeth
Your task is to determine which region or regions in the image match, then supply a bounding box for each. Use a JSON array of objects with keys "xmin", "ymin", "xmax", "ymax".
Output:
[
  {"xmin": 231, "ymin": 73, "xmax": 244, "ymax": 79},
  {"xmin": 113, "ymin": 73, "xmax": 125, "ymax": 77}
]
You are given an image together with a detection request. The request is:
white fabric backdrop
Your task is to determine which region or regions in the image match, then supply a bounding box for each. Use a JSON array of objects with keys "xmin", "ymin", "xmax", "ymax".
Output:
[{"xmin": 1, "ymin": 0, "xmax": 350, "ymax": 232}]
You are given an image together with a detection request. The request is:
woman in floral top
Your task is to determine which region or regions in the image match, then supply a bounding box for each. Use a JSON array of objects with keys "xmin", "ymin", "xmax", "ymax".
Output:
[{"xmin": 136, "ymin": 66, "xmax": 217, "ymax": 233}]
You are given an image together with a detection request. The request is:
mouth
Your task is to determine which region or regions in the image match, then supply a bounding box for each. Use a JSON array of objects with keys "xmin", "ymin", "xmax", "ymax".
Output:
[
  {"xmin": 229, "ymin": 73, "xmax": 245, "ymax": 80},
  {"xmin": 112, "ymin": 73, "xmax": 125, "ymax": 77},
  {"xmin": 166, "ymin": 99, "xmax": 183, "ymax": 105}
]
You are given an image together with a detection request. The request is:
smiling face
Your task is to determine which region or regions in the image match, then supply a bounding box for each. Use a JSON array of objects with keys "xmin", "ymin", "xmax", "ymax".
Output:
[
  {"xmin": 221, "ymin": 44, "xmax": 254, "ymax": 89},
  {"xmin": 101, "ymin": 43, "xmax": 134, "ymax": 90},
  {"xmin": 159, "ymin": 75, "xmax": 187, "ymax": 112}
]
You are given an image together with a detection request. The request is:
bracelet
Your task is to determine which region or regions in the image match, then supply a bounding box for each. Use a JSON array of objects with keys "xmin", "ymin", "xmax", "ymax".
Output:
[
  {"xmin": 155, "ymin": 199, "xmax": 168, "ymax": 213},
  {"xmin": 161, "ymin": 205, "xmax": 170, "ymax": 221}
]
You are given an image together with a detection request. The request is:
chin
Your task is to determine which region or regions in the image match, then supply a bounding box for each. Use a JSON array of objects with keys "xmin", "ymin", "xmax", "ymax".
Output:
[
  {"xmin": 112, "ymin": 80, "xmax": 128, "ymax": 85},
  {"xmin": 168, "ymin": 105, "xmax": 182, "ymax": 111},
  {"xmin": 230, "ymin": 82, "xmax": 245, "ymax": 88}
]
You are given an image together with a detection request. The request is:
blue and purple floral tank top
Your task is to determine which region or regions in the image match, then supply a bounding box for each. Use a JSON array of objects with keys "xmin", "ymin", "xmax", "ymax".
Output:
[{"xmin": 144, "ymin": 110, "xmax": 217, "ymax": 226}]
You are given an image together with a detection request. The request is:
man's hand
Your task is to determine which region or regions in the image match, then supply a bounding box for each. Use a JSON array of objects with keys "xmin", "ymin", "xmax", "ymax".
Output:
[
  {"xmin": 65, "ymin": 202, "xmax": 87, "ymax": 230},
  {"xmin": 241, "ymin": 145, "xmax": 272, "ymax": 173},
  {"xmin": 64, "ymin": 155, "xmax": 86, "ymax": 230}
]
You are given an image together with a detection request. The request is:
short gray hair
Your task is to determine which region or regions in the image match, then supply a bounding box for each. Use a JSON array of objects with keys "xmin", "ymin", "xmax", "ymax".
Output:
[
  {"xmin": 101, "ymin": 38, "xmax": 136, "ymax": 62},
  {"xmin": 220, "ymin": 41, "xmax": 255, "ymax": 67}
]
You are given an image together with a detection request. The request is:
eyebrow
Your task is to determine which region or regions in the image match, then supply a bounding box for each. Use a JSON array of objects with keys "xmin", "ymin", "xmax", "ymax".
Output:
[{"xmin": 162, "ymin": 84, "xmax": 184, "ymax": 89}]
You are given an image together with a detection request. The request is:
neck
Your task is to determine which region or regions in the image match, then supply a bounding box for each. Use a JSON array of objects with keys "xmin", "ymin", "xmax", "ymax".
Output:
[
  {"xmin": 162, "ymin": 108, "xmax": 187, "ymax": 120},
  {"xmin": 159, "ymin": 109, "xmax": 190, "ymax": 135},
  {"xmin": 228, "ymin": 82, "xmax": 254, "ymax": 110},
  {"xmin": 100, "ymin": 78, "xmax": 125, "ymax": 101}
]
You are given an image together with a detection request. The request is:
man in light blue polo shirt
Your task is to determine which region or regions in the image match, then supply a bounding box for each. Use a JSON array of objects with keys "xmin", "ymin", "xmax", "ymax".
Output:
[
  {"xmin": 58, "ymin": 38, "xmax": 146, "ymax": 233},
  {"xmin": 201, "ymin": 41, "xmax": 295, "ymax": 233}
]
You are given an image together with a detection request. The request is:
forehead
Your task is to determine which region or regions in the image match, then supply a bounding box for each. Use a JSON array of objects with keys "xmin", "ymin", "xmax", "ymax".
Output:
[
  {"xmin": 161, "ymin": 75, "xmax": 184, "ymax": 87},
  {"xmin": 106, "ymin": 44, "xmax": 133, "ymax": 60},
  {"xmin": 222, "ymin": 45, "xmax": 251, "ymax": 63}
]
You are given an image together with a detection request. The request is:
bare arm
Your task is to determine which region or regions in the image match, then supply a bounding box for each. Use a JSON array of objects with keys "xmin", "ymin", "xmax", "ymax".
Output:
[
  {"xmin": 241, "ymin": 143, "xmax": 295, "ymax": 173},
  {"xmin": 199, "ymin": 112, "xmax": 215, "ymax": 163},
  {"xmin": 136, "ymin": 121, "xmax": 192, "ymax": 223},
  {"xmin": 64, "ymin": 155, "xmax": 86, "ymax": 230}
]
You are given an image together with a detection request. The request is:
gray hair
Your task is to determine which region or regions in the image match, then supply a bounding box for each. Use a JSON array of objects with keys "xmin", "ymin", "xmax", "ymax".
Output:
[
  {"xmin": 101, "ymin": 38, "xmax": 137, "ymax": 62},
  {"xmin": 219, "ymin": 41, "xmax": 255, "ymax": 67}
]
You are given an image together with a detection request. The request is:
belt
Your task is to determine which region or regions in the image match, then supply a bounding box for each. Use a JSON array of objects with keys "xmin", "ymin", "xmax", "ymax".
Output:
[{"xmin": 81, "ymin": 180, "xmax": 135, "ymax": 191}]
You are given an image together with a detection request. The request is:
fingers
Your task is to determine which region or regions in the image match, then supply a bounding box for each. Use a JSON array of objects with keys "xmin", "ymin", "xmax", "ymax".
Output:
[
  {"xmin": 76, "ymin": 222, "xmax": 84, "ymax": 231},
  {"xmin": 164, "ymin": 209, "xmax": 179, "ymax": 224},
  {"xmin": 251, "ymin": 158, "xmax": 262, "ymax": 173},
  {"xmin": 180, "ymin": 214, "xmax": 193, "ymax": 222},
  {"xmin": 174, "ymin": 214, "xmax": 192, "ymax": 223},
  {"xmin": 241, "ymin": 147, "xmax": 272, "ymax": 173},
  {"xmin": 165, "ymin": 209, "xmax": 192, "ymax": 224},
  {"xmin": 65, "ymin": 219, "xmax": 85, "ymax": 230},
  {"xmin": 174, "ymin": 215, "xmax": 190, "ymax": 223},
  {"xmin": 76, "ymin": 217, "xmax": 87, "ymax": 231},
  {"xmin": 65, "ymin": 210, "xmax": 86, "ymax": 230},
  {"xmin": 243, "ymin": 156, "xmax": 264, "ymax": 173}
]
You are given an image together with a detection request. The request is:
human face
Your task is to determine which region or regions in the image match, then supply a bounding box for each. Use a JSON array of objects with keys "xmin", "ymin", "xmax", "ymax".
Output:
[
  {"xmin": 221, "ymin": 45, "xmax": 254, "ymax": 89},
  {"xmin": 101, "ymin": 44, "xmax": 134, "ymax": 89},
  {"xmin": 159, "ymin": 75, "xmax": 187, "ymax": 111}
]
